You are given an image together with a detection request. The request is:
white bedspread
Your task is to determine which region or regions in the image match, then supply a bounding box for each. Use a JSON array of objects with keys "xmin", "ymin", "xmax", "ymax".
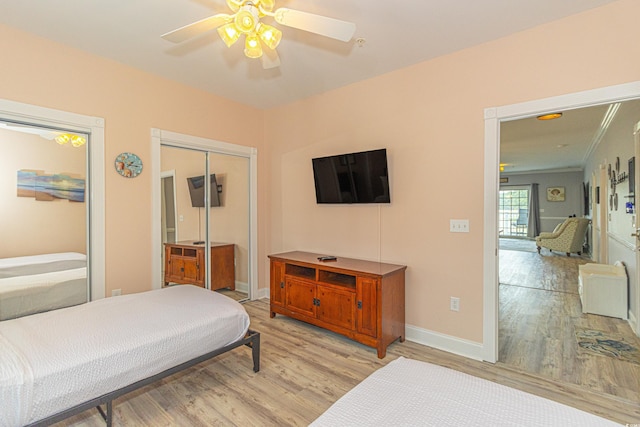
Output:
[
  {"xmin": 0, "ymin": 252, "xmax": 88, "ymax": 320},
  {"xmin": 0, "ymin": 252, "xmax": 85, "ymax": 269},
  {"xmin": 311, "ymin": 357, "xmax": 620, "ymax": 427},
  {"xmin": 0, "ymin": 285, "xmax": 250, "ymax": 427}
]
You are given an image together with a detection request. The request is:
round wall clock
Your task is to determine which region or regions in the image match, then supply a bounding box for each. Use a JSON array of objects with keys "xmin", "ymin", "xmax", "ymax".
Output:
[{"xmin": 114, "ymin": 152, "xmax": 143, "ymax": 178}]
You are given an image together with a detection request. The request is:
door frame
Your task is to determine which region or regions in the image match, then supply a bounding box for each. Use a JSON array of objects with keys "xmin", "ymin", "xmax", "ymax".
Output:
[
  {"xmin": 0, "ymin": 98, "xmax": 106, "ymax": 301},
  {"xmin": 483, "ymin": 80, "xmax": 640, "ymax": 362},
  {"xmin": 150, "ymin": 129, "xmax": 258, "ymax": 299},
  {"xmin": 160, "ymin": 170, "xmax": 178, "ymax": 243}
]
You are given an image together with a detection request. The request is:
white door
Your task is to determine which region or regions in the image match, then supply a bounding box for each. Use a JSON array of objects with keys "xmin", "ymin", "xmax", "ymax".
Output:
[
  {"xmin": 633, "ymin": 121, "xmax": 640, "ymax": 335},
  {"xmin": 599, "ymin": 165, "xmax": 608, "ymax": 264},
  {"xmin": 591, "ymin": 172, "xmax": 598, "ymax": 262}
]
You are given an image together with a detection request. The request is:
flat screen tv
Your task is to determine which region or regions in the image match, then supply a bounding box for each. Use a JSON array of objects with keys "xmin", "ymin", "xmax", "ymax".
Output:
[
  {"xmin": 312, "ymin": 148, "xmax": 390, "ymax": 204},
  {"xmin": 187, "ymin": 174, "xmax": 221, "ymax": 207}
]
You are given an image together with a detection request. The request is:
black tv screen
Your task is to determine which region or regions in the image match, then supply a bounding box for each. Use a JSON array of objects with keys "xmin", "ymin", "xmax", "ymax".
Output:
[
  {"xmin": 312, "ymin": 149, "xmax": 390, "ymax": 204},
  {"xmin": 187, "ymin": 174, "xmax": 221, "ymax": 207}
]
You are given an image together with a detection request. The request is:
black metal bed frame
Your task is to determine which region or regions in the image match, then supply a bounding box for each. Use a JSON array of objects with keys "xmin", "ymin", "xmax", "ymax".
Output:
[{"xmin": 25, "ymin": 329, "xmax": 260, "ymax": 427}]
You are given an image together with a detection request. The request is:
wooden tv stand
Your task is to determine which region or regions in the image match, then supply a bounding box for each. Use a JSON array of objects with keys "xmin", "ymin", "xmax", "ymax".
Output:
[
  {"xmin": 268, "ymin": 251, "xmax": 406, "ymax": 358},
  {"xmin": 164, "ymin": 241, "xmax": 235, "ymax": 291}
]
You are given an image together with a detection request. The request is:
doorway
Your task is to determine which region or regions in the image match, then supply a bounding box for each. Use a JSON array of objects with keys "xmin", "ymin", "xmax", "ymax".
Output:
[
  {"xmin": 151, "ymin": 129, "xmax": 258, "ymax": 302},
  {"xmin": 483, "ymin": 81, "xmax": 640, "ymax": 363}
]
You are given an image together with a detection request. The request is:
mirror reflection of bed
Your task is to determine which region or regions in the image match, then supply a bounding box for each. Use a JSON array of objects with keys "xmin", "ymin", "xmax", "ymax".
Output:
[{"xmin": 0, "ymin": 122, "xmax": 88, "ymax": 320}]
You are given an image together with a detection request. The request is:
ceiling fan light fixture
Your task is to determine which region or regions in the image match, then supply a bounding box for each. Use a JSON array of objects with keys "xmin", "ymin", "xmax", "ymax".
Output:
[
  {"xmin": 226, "ymin": 0, "xmax": 243, "ymax": 13},
  {"xmin": 161, "ymin": 0, "xmax": 357, "ymax": 68},
  {"xmin": 257, "ymin": 0, "xmax": 275, "ymax": 12},
  {"xmin": 235, "ymin": 6, "xmax": 258, "ymax": 33},
  {"xmin": 257, "ymin": 23, "xmax": 281, "ymax": 49},
  {"xmin": 218, "ymin": 23, "xmax": 241, "ymax": 47},
  {"xmin": 537, "ymin": 112, "xmax": 563, "ymax": 121},
  {"xmin": 244, "ymin": 34, "xmax": 263, "ymax": 58}
]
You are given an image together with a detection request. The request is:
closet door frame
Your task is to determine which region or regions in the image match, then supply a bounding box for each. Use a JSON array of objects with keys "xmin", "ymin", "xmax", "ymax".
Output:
[
  {"xmin": 0, "ymin": 98, "xmax": 105, "ymax": 301},
  {"xmin": 150, "ymin": 128, "xmax": 258, "ymax": 299}
]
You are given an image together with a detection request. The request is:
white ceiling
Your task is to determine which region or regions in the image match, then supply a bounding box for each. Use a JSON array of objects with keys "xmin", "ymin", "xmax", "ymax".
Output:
[
  {"xmin": 0, "ymin": 0, "xmax": 620, "ymax": 109},
  {"xmin": 501, "ymin": 99, "xmax": 640, "ymax": 174},
  {"xmin": 2, "ymin": 0, "xmax": 635, "ymax": 173}
]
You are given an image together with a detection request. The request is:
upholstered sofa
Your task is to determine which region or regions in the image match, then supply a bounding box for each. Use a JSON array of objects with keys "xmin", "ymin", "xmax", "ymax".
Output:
[{"xmin": 535, "ymin": 217, "xmax": 590, "ymax": 256}]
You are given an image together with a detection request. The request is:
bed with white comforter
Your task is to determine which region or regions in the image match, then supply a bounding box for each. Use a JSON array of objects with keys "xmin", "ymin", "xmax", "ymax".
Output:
[
  {"xmin": 311, "ymin": 357, "xmax": 620, "ymax": 427},
  {"xmin": 0, "ymin": 252, "xmax": 87, "ymax": 320},
  {"xmin": 0, "ymin": 285, "xmax": 251, "ymax": 427}
]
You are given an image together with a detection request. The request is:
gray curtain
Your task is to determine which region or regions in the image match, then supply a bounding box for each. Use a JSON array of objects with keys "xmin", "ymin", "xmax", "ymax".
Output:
[{"xmin": 527, "ymin": 183, "xmax": 541, "ymax": 237}]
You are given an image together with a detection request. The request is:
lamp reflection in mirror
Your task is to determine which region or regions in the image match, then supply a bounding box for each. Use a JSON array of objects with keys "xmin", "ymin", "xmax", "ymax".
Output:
[{"xmin": 55, "ymin": 133, "xmax": 86, "ymax": 148}]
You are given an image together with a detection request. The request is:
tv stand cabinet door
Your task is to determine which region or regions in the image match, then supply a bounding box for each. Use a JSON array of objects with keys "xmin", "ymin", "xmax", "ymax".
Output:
[
  {"xmin": 317, "ymin": 286, "xmax": 355, "ymax": 330},
  {"xmin": 285, "ymin": 277, "xmax": 316, "ymax": 318},
  {"xmin": 270, "ymin": 260, "xmax": 286, "ymax": 311},
  {"xmin": 182, "ymin": 254, "xmax": 203, "ymax": 286},
  {"xmin": 356, "ymin": 277, "xmax": 378, "ymax": 337}
]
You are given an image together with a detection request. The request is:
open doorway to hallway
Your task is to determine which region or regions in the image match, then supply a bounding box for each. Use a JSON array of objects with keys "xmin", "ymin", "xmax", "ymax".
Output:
[{"xmin": 495, "ymin": 97, "xmax": 640, "ymax": 404}]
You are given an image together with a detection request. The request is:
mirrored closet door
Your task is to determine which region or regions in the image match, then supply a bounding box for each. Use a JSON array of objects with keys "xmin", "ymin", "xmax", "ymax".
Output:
[
  {"xmin": 0, "ymin": 121, "xmax": 89, "ymax": 320},
  {"xmin": 160, "ymin": 144, "xmax": 250, "ymax": 302}
]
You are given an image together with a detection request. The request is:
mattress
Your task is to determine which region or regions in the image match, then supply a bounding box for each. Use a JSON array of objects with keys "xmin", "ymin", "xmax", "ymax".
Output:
[
  {"xmin": 0, "ymin": 285, "xmax": 250, "ymax": 426},
  {"xmin": 0, "ymin": 268, "xmax": 87, "ymax": 321},
  {"xmin": 0, "ymin": 252, "xmax": 86, "ymax": 279},
  {"xmin": 311, "ymin": 357, "xmax": 619, "ymax": 427},
  {"xmin": 0, "ymin": 253, "xmax": 88, "ymax": 320}
]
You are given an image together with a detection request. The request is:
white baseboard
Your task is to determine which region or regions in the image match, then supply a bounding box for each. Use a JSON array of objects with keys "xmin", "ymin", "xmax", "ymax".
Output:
[
  {"xmin": 255, "ymin": 287, "xmax": 270, "ymax": 300},
  {"xmin": 629, "ymin": 311, "xmax": 639, "ymax": 337},
  {"xmin": 406, "ymin": 324, "xmax": 484, "ymax": 361},
  {"xmin": 235, "ymin": 281, "xmax": 248, "ymax": 293},
  {"xmin": 257, "ymin": 296, "xmax": 484, "ymax": 359}
]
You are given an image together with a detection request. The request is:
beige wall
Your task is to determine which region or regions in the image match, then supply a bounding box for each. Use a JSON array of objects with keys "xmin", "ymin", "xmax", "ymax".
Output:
[
  {"xmin": 0, "ymin": 23, "xmax": 265, "ymax": 296},
  {"xmin": 0, "ymin": 128, "xmax": 86, "ymax": 257},
  {"xmin": 265, "ymin": 0, "xmax": 640, "ymax": 343},
  {"xmin": 0, "ymin": 0, "xmax": 638, "ymax": 346}
]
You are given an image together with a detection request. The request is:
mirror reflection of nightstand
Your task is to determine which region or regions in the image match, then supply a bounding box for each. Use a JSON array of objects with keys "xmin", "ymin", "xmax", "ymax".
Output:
[{"xmin": 164, "ymin": 241, "xmax": 235, "ymax": 290}]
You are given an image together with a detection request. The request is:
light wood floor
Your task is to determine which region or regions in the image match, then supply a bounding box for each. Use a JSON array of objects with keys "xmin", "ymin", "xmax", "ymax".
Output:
[
  {"xmin": 215, "ymin": 288, "xmax": 248, "ymax": 302},
  {"xmin": 499, "ymin": 245, "xmax": 640, "ymax": 402},
  {"xmin": 55, "ymin": 297, "xmax": 640, "ymax": 426}
]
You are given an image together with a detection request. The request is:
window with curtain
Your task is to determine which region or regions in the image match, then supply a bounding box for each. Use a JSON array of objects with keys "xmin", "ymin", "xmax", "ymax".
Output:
[{"xmin": 499, "ymin": 187, "xmax": 529, "ymax": 237}]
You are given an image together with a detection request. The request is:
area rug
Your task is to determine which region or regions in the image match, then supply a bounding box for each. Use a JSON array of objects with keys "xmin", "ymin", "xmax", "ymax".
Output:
[
  {"xmin": 575, "ymin": 327, "xmax": 640, "ymax": 365},
  {"xmin": 499, "ymin": 238, "xmax": 537, "ymax": 253}
]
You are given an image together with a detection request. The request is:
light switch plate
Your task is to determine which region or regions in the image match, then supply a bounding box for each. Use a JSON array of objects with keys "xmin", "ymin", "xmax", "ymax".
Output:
[{"xmin": 450, "ymin": 219, "xmax": 470, "ymax": 233}]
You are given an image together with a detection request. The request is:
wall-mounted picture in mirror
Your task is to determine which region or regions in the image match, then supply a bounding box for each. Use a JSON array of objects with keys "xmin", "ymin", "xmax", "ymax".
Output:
[
  {"xmin": 17, "ymin": 169, "xmax": 85, "ymax": 202},
  {"xmin": 546, "ymin": 186, "xmax": 565, "ymax": 202}
]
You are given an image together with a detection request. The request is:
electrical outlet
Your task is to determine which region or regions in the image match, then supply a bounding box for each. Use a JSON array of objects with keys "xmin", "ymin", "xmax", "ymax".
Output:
[
  {"xmin": 450, "ymin": 219, "xmax": 470, "ymax": 233},
  {"xmin": 112, "ymin": 289, "xmax": 122, "ymax": 296},
  {"xmin": 450, "ymin": 297, "xmax": 460, "ymax": 312}
]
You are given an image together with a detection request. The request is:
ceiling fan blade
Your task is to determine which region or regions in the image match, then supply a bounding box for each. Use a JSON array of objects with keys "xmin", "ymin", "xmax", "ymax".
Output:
[
  {"xmin": 274, "ymin": 8, "xmax": 356, "ymax": 42},
  {"xmin": 161, "ymin": 14, "xmax": 232, "ymax": 43},
  {"xmin": 261, "ymin": 48, "xmax": 280, "ymax": 69}
]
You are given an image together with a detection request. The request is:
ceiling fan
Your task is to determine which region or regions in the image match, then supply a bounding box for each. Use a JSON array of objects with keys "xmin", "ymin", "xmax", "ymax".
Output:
[{"xmin": 161, "ymin": 0, "xmax": 356, "ymax": 69}]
